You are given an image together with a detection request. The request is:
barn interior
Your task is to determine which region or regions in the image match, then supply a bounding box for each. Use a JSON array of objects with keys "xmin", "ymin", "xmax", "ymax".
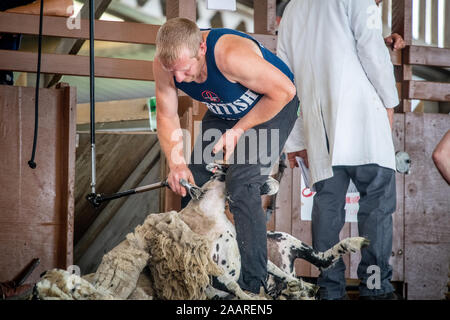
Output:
[{"xmin": 0, "ymin": 0, "xmax": 449, "ymax": 301}]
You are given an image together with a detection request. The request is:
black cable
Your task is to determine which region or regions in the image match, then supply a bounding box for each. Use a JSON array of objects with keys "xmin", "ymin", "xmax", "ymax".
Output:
[
  {"xmin": 90, "ymin": 0, "xmax": 95, "ymax": 146},
  {"xmin": 28, "ymin": 0, "xmax": 44, "ymax": 169}
]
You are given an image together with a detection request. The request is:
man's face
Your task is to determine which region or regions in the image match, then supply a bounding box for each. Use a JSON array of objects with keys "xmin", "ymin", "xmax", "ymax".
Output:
[
  {"xmin": 375, "ymin": 0, "xmax": 382, "ymax": 6},
  {"xmin": 164, "ymin": 46, "xmax": 204, "ymax": 83}
]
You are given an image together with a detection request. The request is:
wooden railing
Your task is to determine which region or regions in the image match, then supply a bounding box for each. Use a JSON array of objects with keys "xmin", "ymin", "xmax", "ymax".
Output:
[
  {"xmin": 390, "ymin": 0, "xmax": 450, "ymax": 112},
  {"xmin": 382, "ymin": 0, "xmax": 450, "ymax": 48},
  {"xmin": 0, "ymin": 11, "xmax": 157, "ymax": 81},
  {"xmin": 0, "ymin": 4, "xmax": 277, "ymax": 81}
]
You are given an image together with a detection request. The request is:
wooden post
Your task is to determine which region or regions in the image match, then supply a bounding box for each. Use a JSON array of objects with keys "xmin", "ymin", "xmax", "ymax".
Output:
[
  {"xmin": 56, "ymin": 83, "xmax": 77, "ymax": 268},
  {"xmin": 392, "ymin": 0, "xmax": 413, "ymax": 112},
  {"xmin": 253, "ymin": 0, "xmax": 276, "ymax": 35},
  {"xmin": 166, "ymin": 0, "xmax": 196, "ymax": 21}
]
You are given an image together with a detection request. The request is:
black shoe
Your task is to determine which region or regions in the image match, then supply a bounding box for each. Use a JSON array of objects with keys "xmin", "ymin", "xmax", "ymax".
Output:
[{"xmin": 359, "ymin": 291, "xmax": 403, "ymax": 300}]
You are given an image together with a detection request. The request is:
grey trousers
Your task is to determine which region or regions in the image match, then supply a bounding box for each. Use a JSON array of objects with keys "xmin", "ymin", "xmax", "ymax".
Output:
[
  {"xmin": 312, "ymin": 164, "xmax": 396, "ymax": 299},
  {"xmin": 181, "ymin": 96, "xmax": 299, "ymax": 293}
]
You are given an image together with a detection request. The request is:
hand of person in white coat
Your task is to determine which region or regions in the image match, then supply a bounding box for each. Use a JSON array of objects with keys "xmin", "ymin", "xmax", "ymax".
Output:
[
  {"xmin": 287, "ymin": 150, "xmax": 309, "ymax": 169},
  {"xmin": 384, "ymin": 33, "xmax": 406, "ymax": 51}
]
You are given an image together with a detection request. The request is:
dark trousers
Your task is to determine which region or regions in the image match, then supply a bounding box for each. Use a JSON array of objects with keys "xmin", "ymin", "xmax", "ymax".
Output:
[
  {"xmin": 312, "ymin": 164, "xmax": 396, "ymax": 299},
  {"xmin": 181, "ymin": 95, "xmax": 299, "ymax": 293}
]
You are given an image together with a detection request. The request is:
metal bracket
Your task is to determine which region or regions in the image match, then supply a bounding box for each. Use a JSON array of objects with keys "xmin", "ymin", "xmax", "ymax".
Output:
[{"xmin": 396, "ymin": 151, "xmax": 411, "ymax": 174}]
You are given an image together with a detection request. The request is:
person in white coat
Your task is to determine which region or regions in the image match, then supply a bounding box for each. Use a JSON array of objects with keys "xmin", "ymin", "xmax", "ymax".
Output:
[{"xmin": 277, "ymin": 0, "xmax": 401, "ymax": 299}]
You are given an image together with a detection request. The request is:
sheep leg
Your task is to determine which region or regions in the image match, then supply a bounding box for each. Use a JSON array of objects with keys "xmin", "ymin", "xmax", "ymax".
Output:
[
  {"xmin": 269, "ymin": 232, "xmax": 369, "ymax": 271},
  {"xmin": 94, "ymin": 240, "xmax": 149, "ymax": 299},
  {"xmin": 204, "ymin": 285, "xmax": 233, "ymax": 300},
  {"xmin": 267, "ymin": 260, "xmax": 318, "ymax": 299},
  {"xmin": 294, "ymin": 236, "xmax": 370, "ymax": 271},
  {"xmin": 214, "ymin": 274, "xmax": 262, "ymax": 300}
]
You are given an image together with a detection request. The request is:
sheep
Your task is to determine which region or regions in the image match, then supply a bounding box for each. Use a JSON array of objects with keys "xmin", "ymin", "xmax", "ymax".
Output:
[
  {"xmin": 33, "ymin": 163, "xmax": 368, "ymax": 300},
  {"xmin": 186, "ymin": 163, "xmax": 369, "ymax": 300}
]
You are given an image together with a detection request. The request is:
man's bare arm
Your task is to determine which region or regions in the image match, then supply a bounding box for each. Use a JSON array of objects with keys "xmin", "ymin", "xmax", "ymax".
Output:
[
  {"xmin": 212, "ymin": 36, "xmax": 296, "ymax": 158},
  {"xmin": 154, "ymin": 57, "xmax": 194, "ymax": 196},
  {"xmin": 216, "ymin": 36, "xmax": 296, "ymax": 132},
  {"xmin": 432, "ymin": 130, "xmax": 450, "ymax": 184}
]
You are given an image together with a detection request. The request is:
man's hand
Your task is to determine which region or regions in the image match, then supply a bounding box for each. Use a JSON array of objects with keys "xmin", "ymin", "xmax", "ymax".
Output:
[
  {"xmin": 212, "ymin": 128, "xmax": 244, "ymax": 163},
  {"xmin": 167, "ymin": 164, "xmax": 195, "ymax": 197},
  {"xmin": 384, "ymin": 33, "xmax": 406, "ymax": 51},
  {"xmin": 287, "ymin": 150, "xmax": 309, "ymax": 169},
  {"xmin": 386, "ymin": 108, "xmax": 394, "ymax": 131}
]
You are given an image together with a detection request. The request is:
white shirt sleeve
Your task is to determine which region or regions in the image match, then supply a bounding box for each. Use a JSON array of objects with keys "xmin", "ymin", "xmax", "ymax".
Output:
[
  {"xmin": 347, "ymin": 0, "xmax": 400, "ymax": 109},
  {"xmin": 284, "ymin": 116, "xmax": 307, "ymax": 152},
  {"xmin": 277, "ymin": 17, "xmax": 307, "ymax": 153}
]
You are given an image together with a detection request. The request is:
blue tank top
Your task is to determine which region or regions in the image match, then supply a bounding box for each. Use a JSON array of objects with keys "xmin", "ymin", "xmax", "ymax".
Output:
[{"xmin": 174, "ymin": 28, "xmax": 294, "ymax": 120}]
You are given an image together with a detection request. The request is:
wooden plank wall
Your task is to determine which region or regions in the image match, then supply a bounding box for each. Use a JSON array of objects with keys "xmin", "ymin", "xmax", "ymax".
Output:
[
  {"xmin": 404, "ymin": 113, "xmax": 450, "ymax": 300},
  {"xmin": 74, "ymin": 132, "xmax": 159, "ymax": 244},
  {"xmin": 75, "ymin": 138, "xmax": 161, "ymax": 275},
  {"xmin": 0, "ymin": 84, "xmax": 76, "ymax": 284},
  {"xmin": 391, "ymin": 114, "xmax": 406, "ymax": 283}
]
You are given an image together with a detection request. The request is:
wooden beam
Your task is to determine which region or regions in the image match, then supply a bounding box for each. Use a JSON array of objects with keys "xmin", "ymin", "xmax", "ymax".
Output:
[
  {"xmin": 392, "ymin": 0, "xmax": 413, "ymax": 112},
  {"xmin": 166, "ymin": 0, "xmax": 196, "ymax": 21},
  {"xmin": 253, "ymin": 0, "xmax": 276, "ymax": 35},
  {"xmin": 390, "ymin": 48, "xmax": 402, "ymax": 66},
  {"xmin": 56, "ymin": 83, "xmax": 77, "ymax": 268},
  {"xmin": 405, "ymin": 45, "xmax": 450, "ymax": 68},
  {"xmin": 0, "ymin": 12, "xmax": 159, "ymax": 44},
  {"xmin": 392, "ymin": 0, "xmax": 413, "ymax": 45},
  {"xmin": 412, "ymin": 65, "xmax": 450, "ymax": 82},
  {"xmin": 405, "ymin": 81, "xmax": 450, "ymax": 102},
  {"xmin": 252, "ymin": 33, "xmax": 277, "ymax": 53},
  {"xmin": 0, "ymin": 49, "xmax": 154, "ymax": 81}
]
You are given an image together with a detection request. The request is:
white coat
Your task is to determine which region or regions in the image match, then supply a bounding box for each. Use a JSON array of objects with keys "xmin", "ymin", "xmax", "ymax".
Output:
[{"xmin": 277, "ymin": 0, "xmax": 399, "ymax": 185}]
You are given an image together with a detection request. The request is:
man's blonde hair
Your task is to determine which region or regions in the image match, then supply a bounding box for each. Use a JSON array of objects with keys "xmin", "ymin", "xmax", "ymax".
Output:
[{"xmin": 155, "ymin": 18, "xmax": 203, "ymax": 67}]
